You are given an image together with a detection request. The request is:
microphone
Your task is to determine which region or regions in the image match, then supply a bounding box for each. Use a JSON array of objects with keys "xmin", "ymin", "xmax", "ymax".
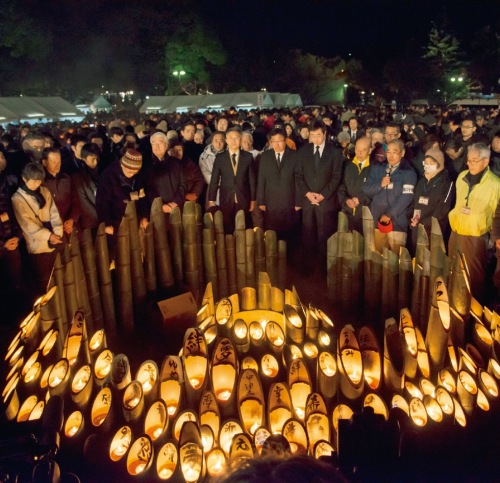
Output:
[{"xmin": 385, "ymin": 166, "xmax": 391, "ymax": 177}]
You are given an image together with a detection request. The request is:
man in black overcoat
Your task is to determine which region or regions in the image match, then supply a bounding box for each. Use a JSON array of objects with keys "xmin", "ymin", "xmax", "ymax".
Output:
[
  {"xmin": 296, "ymin": 120, "xmax": 344, "ymax": 268},
  {"xmin": 208, "ymin": 128, "xmax": 256, "ymax": 233},
  {"xmin": 257, "ymin": 128, "xmax": 301, "ymax": 248}
]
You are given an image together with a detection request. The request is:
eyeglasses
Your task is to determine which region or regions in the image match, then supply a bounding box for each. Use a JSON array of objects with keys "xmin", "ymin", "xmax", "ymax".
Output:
[
  {"xmin": 461, "ymin": 125, "xmax": 474, "ymax": 129},
  {"xmin": 467, "ymin": 157, "xmax": 486, "ymax": 165}
]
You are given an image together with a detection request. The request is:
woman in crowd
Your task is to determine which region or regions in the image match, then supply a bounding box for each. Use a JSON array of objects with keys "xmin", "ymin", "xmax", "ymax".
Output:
[{"xmin": 12, "ymin": 162, "xmax": 63, "ymax": 292}]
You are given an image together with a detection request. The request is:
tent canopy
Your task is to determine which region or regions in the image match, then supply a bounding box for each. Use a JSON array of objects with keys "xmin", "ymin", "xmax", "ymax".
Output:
[
  {"xmin": 140, "ymin": 92, "xmax": 302, "ymax": 113},
  {"xmin": 0, "ymin": 96, "xmax": 84, "ymax": 124}
]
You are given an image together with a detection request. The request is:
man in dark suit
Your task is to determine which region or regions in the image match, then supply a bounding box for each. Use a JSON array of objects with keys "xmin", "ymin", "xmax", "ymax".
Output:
[
  {"xmin": 257, "ymin": 128, "xmax": 301, "ymax": 246},
  {"xmin": 296, "ymin": 120, "xmax": 345, "ymax": 267},
  {"xmin": 347, "ymin": 117, "xmax": 364, "ymax": 145},
  {"xmin": 208, "ymin": 128, "xmax": 256, "ymax": 233}
]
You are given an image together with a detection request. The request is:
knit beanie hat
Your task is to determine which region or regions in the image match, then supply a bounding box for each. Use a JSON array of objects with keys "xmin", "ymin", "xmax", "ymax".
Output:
[
  {"xmin": 425, "ymin": 147, "xmax": 445, "ymax": 170},
  {"xmin": 120, "ymin": 148, "xmax": 143, "ymax": 171}
]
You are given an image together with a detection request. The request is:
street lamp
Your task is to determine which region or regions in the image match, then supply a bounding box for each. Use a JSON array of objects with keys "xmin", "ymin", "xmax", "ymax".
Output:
[
  {"xmin": 343, "ymin": 84, "xmax": 348, "ymax": 107},
  {"xmin": 172, "ymin": 69, "xmax": 186, "ymax": 93}
]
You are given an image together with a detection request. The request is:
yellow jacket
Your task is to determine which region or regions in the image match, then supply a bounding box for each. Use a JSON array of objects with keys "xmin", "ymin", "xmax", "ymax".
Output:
[{"xmin": 449, "ymin": 168, "xmax": 500, "ymax": 236}]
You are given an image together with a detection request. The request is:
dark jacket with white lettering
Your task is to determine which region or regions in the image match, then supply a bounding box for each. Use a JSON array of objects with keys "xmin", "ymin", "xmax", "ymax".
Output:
[
  {"xmin": 364, "ymin": 158, "xmax": 417, "ymax": 232},
  {"xmin": 410, "ymin": 169, "xmax": 455, "ymax": 237}
]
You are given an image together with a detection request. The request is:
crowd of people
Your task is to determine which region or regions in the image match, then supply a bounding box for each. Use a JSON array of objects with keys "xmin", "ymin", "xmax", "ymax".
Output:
[{"xmin": 1, "ymin": 102, "xmax": 500, "ymax": 311}]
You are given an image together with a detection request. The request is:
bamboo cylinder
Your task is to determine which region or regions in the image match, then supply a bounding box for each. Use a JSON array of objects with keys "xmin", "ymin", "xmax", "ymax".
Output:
[
  {"xmin": 116, "ymin": 218, "xmax": 134, "ymax": 333},
  {"xmin": 271, "ymin": 287, "xmax": 285, "ymax": 312},
  {"xmin": 151, "ymin": 197, "xmax": 174, "ymax": 289},
  {"xmin": 246, "ymin": 229, "xmax": 255, "ymax": 288},
  {"xmin": 351, "ymin": 230, "xmax": 364, "ymax": 309},
  {"xmin": 203, "ymin": 228, "xmax": 218, "ymax": 300},
  {"xmin": 125, "ymin": 201, "xmax": 146, "ymax": 314},
  {"xmin": 52, "ymin": 253, "xmax": 68, "ymax": 336},
  {"xmin": 225, "ymin": 235, "xmax": 237, "ymax": 295},
  {"xmin": 63, "ymin": 257, "xmax": 79, "ymax": 326},
  {"xmin": 265, "ymin": 230, "xmax": 278, "ymax": 287},
  {"xmin": 241, "ymin": 287, "xmax": 257, "ymax": 311},
  {"xmin": 382, "ymin": 248, "xmax": 399, "ymax": 321},
  {"xmin": 235, "ymin": 211, "xmax": 247, "ymax": 293},
  {"xmin": 257, "ymin": 272, "xmax": 271, "ymax": 310},
  {"xmin": 169, "ymin": 206, "xmax": 184, "ymax": 283},
  {"xmin": 254, "ymin": 227, "xmax": 266, "ymax": 275},
  {"xmin": 398, "ymin": 247, "xmax": 413, "ymax": 311},
  {"xmin": 183, "ymin": 202, "xmax": 200, "ymax": 299},
  {"xmin": 278, "ymin": 240, "xmax": 287, "ymax": 291},
  {"xmin": 94, "ymin": 223, "xmax": 117, "ymax": 339},
  {"xmin": 143, "ymin": 222, "xmax": 156, "ymax": 294},
  {"xmin": 384, "ymin": 318, "xmax": 405, "ymax": 392},
  {"xmin": 326, "ymin": 232, "xmax": 338, "ymax": 292},
  {"xmin": 80, "ymin": 228, "xmax": 104, "ymax": 330},
  {"xmin": 340, "ymin": 232, "xmax": 353, "ymax": 310}
]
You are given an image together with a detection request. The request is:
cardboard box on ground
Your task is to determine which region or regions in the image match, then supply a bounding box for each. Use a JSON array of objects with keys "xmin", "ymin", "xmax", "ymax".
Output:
[{"xmin": 157, "ymin": 292, "xmax": 198, "ymax": 328}]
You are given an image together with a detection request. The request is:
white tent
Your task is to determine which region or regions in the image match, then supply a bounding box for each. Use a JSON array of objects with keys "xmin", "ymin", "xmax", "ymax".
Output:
[
  {"xmin": 0, "ymin": 96, "xmax": 85, "ymax": 124},
  {"xmin": 140, "ymin": 92, "xmax": 302, "ymax": 114}
]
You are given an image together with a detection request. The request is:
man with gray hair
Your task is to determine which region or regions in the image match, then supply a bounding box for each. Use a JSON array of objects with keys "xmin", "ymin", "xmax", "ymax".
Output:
[{"xmin": 448, "ymin": 143, "xmax": 500, "ymax": 303}]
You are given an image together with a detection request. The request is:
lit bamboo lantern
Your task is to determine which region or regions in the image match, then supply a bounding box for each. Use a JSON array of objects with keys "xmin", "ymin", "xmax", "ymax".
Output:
[
  {"xmin": 257, "ymin": 272, "xmax": 271, "ymax": 309},
  {"xmin": 391, "ymin": 394, "xmax": 409, "ymax": 415},
  {"xmin": 476, "ymin": 388, "xmax": 490, "ymax": 411},
  {"xmin": 65, "ymin": 410, "xmax": 84, "ymax": 438},
  {"xmin": 198, "ymin": 316, "xmax": 217, "ymax": 347},
  {"xmin": 126, "ymin": 434, "xmax": 154, "ymax": 476},
  {"xmin": 303, "ymin": 342, "xmax": 319, "ymax": 380},
  {"xmin": 110, "ymin": 426, "xmax": 132, "ymax": 462},
  {"xmin": 253, "ymin": 426, "xmax": 271, "ymax": 455},
  {"xmin": 173, "ymin": 410, "xmax": 198, "ymax": 442},
  {"xmin": 20, "ymin": 311, "xmax": 40, "ymax": 352},
  {"xmin": 282, "ymin": 418, "xmax": 308, "ymax": 455},
  {"xmin": 364, "ymin": 393, "xmax": 389, "ymax": 420},
  {"xmin": 305, "ymin": 393, "xmax": 330, "ymax": 454},
  {"xmin": 435, "ymin": 386, "xmax": 454, "ymax": 416},
  {"xmin": 89, "ymin": 329, "xmax": 106, "ymax": 360},
  {"xmin": 145, "ymin": 400, "xmax": 168, "ymax": 442},
  {"xmin": 314, "ymin": 440, "xmax": 335, "ymax": 459},
  {"xmin": 211, "ymin": 337, "xmax": 237, "ymax": 415},
  {"xmin": 451, "ymin": 395, "xmax": 467, "ymax": 427},
  {"xmin": 478, "ymin": 369, "xmax": 498, "ymax": 401},
  {"xmin": 241, "ymin": 357, "xmax": 259, "ymax": 371},
  {"xmin": 94, "ymin": 349, "xmax": 113, "ymax": 386},
  {"xmin": 306, "ymin": 306, "xmax": 320, "ymax": 341},
  {"xmin": 318, "ymin": 329, "xmax": 332, "ymax": 348},
  {"xmin": 449, "ymin": 307, "xmax": 465, "ymax": 350},
  {"xmin": 230, "ymin": 432, "xmax": 254, "ymax": 463},
  {"xmin": 423, "ymin": 396, "xmax": 443, "ymax": 422},
  {"xmin": 38, "ymin": 328, "xmax": 60, "ymax": 364},
  {"xmin": 201, "ymin": 282, "xmax": 215, "ymax": 318},
  {"xmin": 39, "ymin": 285, "xmax": 61, "ymax": 333},
  {"xmin": 199, "ymin": 391, "xmax": 221, "ymax": 444},
  {"xmin": 156, "ymin": 441, "xmax": 178, "ymax": 480},
  {"xmin": 400, "ymin": 309, "xmax": 418, "ymax": 379},
  {"xmin": 358, "ymin": 326, "xmax": 381, "ymax": 390},
  {"xmin": 200, "ymin": 424, "xmax": 214, "ymax": 453},
  {"xmin": 383, "ymin": 318, "xmax": 404, "ymax": 393},
  {"xmin": 317, "ymin": 351, "xmax": 338, "ymax": 403},
  {"xmin": 425, "ymin": 277, "xmax": 451, "ymax": 371},
  {"xmin": 260, "ymin": 353, "xmax": 280, "ymax": 383},
  {"xmin": 4, "ymin": 388, "xmax": 19, "ymax": 421},
  {"xmin": 24, "ymin": 361, "xmax": 42, "ymax": 389},
  {"xmin": 288, "ymin": 358, "xmax": 312, "ymax": 421},
  {"xmin": 466, "ymin": 344, "xmax": 485, "ymax": 371},
  {"xmin": 136, "ymin": 360, "xmax": 159, "ymax": 403},
  {"xmin": 489, "ymin": 358, "xmax": 500, "ymax": 381},
  {"xmin": 409, "ymin": 397, "xmax": 427, "ymax": 427},
  {"xmin": 266, "ymin": 321, "xmax": 285, "ymax": 353},
  {"xmin": 249, "ymin": 321, "xmax": 265, "ymax": 348},
  {"xmin": 17, "ymin": 394, "xmax": 38, "ymax": 422},
  {"xmin": 405, "ymin": 381, "xmax": 423, "ymax": 400},
  {"xmin": 123, "ymin": 380, "xmax": 145, "ymax": 423},
  {"xmin": 420, "ymin": 378, "xmax": 436, "ymax": 397},
  {"xmin": 458, "ymin": 348, "xmax": 478, "ymax": 375},
  {"xmin": 160, "ymin": 355, "xmax": 183, "ymax": 419},
  {"xmin": 233, "ymin": 319, "xmax": 250, "ymax": 354},
  {"xmin": 215, "ymin": 297, "xmax": 233, "ymax": 337},
  {"xmin": 268, "ymin": 382, "xmax": 293, "ymax": 435},
  {"xmin": 282, "ymin": 344, "xmax": 303, "ymax": 370},
  {"xmin": 438, "ymin": 368, "xmax": 456, "ymax": 393},
  {"xmin": 2, "ymin": 373, "xmax": 19, "ymax": 402},
  {"xmin": 91, "ymin": 386, "xmax": 113, "ymax": 430},
  {"xmin": 415, "ymin": 327, "xmax": 430, "ymax": 378},
  {"xmin": 338, "ymin": 325, "xmax": 364, "ymax": 399},
  {"xmin": 6, "ymin": 330, "xmax": 22, "ymax": 360},
  {"xmin": 21, "ymin": 350, "xmax": 40, "ymax": 379},
  {"xmin": 237, "ymin": 369, "xmax": 264, "ymax": 435},
  {"xmin": 447, "ymin": 343, "xmax": 460, "ymax": 373},
  {"xmin": 183, "ymin": 328, "xmax": 208, "ymax": 408},
  {"xmin": 71, "ymin": 364, "xmax": 93, "ymax": 407},
  {"xmin": 457, "ymin": 370, "xmax": 477, "ymax": 415},
  {"xmin": 63, "ymin": 311, "xmax": 90, "ymax": 368},
  {"xmin": 205, "ymin": 447, "xmax": 226, "ymax": 478},
  {"xmin": 219, "ymin": 419, "xmax": 244, "ymax": 456},
  {"xmin": 6, "ymin": 358, "xmax": 23, "ymax": 385},
  {"xmin": 284, "ymin": 305, "xmax": 303, "ymax": 344},
  {"xmin": 28, "ymin": 400, "xmax": 44, "ymax": 421},
  {"xmin": 110, "ymin": 353, "xmax": 131, "ymax": 390},
  {"xmin": 241, "ymin": 287, "xmax": 257, "ymax": 311},
  {"xmin": 48, "ymin": 358, "xmax": 71, "ymax": 397},
  {"xmin": 7, "ymin": 343, "xmax": 24, "ymax": 369},
  {"xmin": 472, "ymin": 321, "xmax": 493, "ymax": 360}
]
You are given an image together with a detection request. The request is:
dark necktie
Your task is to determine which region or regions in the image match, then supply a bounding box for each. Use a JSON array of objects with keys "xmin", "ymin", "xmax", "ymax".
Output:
[
  {"xmin": 314, "ymin": 146, "xmax": 321, "ymax": 171},
  {"xmin": 277, "ymin": 152, "xmax": 281, "ymax": 168},
  {"xmin": 358, "ymin": 162, "xmax": 363, "ymax": 171},
  {"xmin": 231, "ymin": 153, "xmax": 237, "ymax": 169}
]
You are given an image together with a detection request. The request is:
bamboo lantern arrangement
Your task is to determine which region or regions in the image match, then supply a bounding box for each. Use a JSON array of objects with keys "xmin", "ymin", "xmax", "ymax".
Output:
[{"xmin": 1, "ymin": 204, "xmax": 500, "ymax": 482}]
